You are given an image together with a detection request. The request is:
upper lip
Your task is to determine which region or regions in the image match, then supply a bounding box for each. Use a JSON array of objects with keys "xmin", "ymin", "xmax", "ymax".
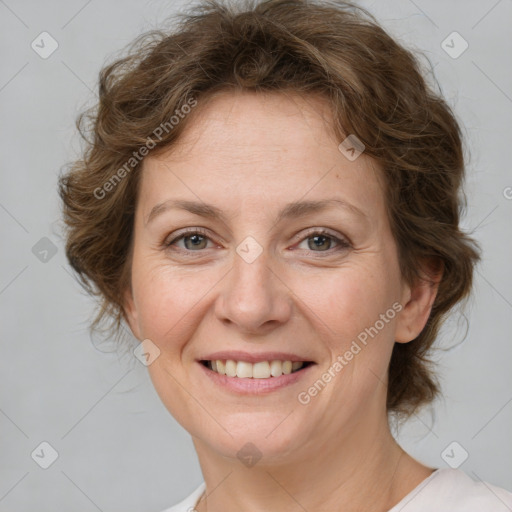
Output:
[{"xmin": 198, "ymin": 351, "xmax": 315, "ymax": 364}]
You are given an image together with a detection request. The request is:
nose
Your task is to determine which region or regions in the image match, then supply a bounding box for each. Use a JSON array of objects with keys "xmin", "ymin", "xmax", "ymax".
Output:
[{"xmin": 214, "ymin": 247, "xmax": 293, "ymax": 336}]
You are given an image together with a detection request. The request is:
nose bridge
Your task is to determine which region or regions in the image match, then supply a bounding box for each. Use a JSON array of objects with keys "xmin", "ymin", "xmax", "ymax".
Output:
[{"xmin": 215, "ymin": 238, "xmax": 291, "ymax": 333}]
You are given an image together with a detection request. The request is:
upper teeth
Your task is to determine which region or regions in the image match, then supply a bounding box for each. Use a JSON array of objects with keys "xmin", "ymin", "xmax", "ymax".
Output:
[{"xmin": 209, "ymin": 360, "xmax": 304, "ymax": 378}]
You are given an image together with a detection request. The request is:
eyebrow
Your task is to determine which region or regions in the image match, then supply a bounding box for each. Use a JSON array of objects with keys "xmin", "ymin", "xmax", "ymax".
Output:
[{"xmin": 145, "ymin": 198, "xmax": 368, "ymax": 226}]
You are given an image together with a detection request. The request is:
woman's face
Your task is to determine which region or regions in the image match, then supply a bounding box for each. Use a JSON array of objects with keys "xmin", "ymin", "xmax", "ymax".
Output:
[{"xmin": 124, "ymin": 91, "xmax": 428, "ymax": 462}]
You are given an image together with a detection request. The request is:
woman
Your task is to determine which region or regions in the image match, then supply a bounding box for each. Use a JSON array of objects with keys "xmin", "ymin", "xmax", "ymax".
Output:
[{"xmin": 58, "ymin": 0, "xmax": 512, "ymax": 510}]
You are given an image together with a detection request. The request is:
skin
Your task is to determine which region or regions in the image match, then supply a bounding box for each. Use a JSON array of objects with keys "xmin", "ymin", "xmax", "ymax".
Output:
[{"xmin": 124, "ymin": 90, "xmax": 440, "ymax": 512}]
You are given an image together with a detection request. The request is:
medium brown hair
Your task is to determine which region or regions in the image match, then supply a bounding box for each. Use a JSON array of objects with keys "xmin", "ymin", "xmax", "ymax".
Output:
[{"xmin": 58, "ymin": 0, "xmax": 481, "ymax": 418}]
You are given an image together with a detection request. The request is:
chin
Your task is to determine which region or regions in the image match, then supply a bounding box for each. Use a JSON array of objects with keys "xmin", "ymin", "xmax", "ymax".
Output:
[{"xmin": 190, "ymin": 409, "xmax": 318, "ymax": 465}]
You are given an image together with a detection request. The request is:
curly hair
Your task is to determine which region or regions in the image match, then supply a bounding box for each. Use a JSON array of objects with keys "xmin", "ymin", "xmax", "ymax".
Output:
[{"xmin": 58, "ymin": 0, "xmax": 481, "ymax": 418}]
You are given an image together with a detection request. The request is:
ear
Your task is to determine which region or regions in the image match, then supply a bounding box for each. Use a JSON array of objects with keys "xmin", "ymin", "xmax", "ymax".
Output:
[
  {"xmin": 395, "ymin": 258, "xmax": 443, "ymax": 344},
  {"xmin": 123, "ymin": 286, "xmax": 142, "ymax": 341}
]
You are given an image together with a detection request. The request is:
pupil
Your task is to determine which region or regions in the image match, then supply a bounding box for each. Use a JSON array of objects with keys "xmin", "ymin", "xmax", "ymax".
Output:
[
  {"xmin": 186, "ymin": 234, "xmax": 205, "ymax": 249},
  {"xmin": 310, "ymin": 235, "xmax": 329, "ymax": 250}
]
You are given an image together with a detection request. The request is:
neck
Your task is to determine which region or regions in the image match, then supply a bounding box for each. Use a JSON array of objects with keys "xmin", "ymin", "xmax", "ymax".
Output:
[{"xmin": 192, "ymin": 411, "xmax": 433, "ymax": 512}]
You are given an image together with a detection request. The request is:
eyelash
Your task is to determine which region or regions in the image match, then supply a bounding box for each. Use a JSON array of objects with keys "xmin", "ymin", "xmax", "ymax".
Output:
[{"xmin": 163, "ymin": 227, "xmax": 351, "ymax": 256}]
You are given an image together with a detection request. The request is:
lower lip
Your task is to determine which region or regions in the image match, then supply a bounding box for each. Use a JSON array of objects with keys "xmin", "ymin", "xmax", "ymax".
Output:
[{"xmin": 197, "ymin": 361, "xmax": 315, "ymax": 394}]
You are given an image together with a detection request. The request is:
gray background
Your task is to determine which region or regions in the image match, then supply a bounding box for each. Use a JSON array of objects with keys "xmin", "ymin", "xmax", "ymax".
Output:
[{"xmin": 1, "ymin": 0, "xmax": 511, "ymax": 510}]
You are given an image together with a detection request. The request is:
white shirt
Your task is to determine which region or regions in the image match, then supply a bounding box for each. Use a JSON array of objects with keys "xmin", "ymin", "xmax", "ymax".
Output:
[{"xmin": 161, "ymin": 468, "xmax": 512, "ymax": 511}]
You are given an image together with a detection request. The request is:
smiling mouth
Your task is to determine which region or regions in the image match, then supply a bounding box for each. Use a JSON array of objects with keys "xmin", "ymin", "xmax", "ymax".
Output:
[{"xmin": 200, "ymin": 359, "xmax": 314, "ymax": 378}]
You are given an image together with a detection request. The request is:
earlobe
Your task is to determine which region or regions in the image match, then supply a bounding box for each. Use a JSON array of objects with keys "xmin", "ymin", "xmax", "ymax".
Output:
[{"xmin": 395, "ymin": 260, "xmax": 443, "ymax": 344}]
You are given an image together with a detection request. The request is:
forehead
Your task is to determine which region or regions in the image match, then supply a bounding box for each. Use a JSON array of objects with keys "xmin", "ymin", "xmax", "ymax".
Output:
[
  {"xmin": 155, "ymin": 90, "xmax": 341, "ymax": 163},
  {"xmin": 138, "ymin": 90, "xmax": 385, "ymax": 220}
]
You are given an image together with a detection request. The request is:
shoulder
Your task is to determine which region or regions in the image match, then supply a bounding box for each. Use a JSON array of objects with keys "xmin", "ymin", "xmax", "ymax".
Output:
[
  {"xmin": 389, "ymin": 468, "xmax": 512, "ymax": 512},
  {"xmin": 159, "ymin": 482, "xmax": 205, "ymax": 512}
]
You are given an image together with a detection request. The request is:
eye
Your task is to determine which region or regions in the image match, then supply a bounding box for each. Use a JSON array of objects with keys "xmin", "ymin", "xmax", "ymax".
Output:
[
  {"xmin": 295, "ymin": 229, "xmax": 350, "ymax": 254},
  {"xmin": 164, "ymin": 228, "xmax": 213, "ymax": 251},
  {"xmin": 163, "ymin": 227, "xmax": 351, "ymax": 255}
]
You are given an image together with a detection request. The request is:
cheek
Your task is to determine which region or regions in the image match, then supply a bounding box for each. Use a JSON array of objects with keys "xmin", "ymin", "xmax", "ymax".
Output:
[
  {"xmin": 130, "ymin": 265, "xmax": 213, "ymax": 424},
  {"xmin": 303, "ymin": 263, "xmax": 398, "ymax": 339},
  {"xmin": 305, "ymin": 270, "xmax": 399, "ymax": 400},
  {"xmin": 131, "ymin": 262, "xmax": 217, "ymax": 349}
]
